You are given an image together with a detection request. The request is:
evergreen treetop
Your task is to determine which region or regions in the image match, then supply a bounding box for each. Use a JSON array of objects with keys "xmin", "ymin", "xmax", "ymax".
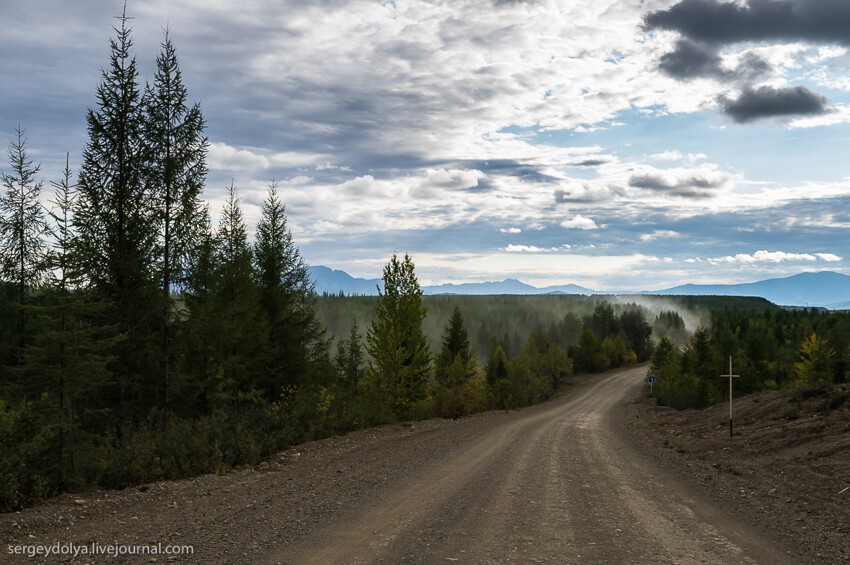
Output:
[{"xmin": 0, "ymin": 126, "xmax": 48, "ymax": 305}]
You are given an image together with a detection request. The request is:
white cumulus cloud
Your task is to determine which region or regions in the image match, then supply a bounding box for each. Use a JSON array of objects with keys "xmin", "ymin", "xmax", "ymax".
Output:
[
  {"xmin": 708, "ymin": 250, "xmax": 843, "ymax": 265},
  {"xmin": 560, "ymin": 215, "xmax": 599, "ymax": 230},
  {"xmin": 207, "ymin": 142, "xmax": 269, "ymax": 172}
]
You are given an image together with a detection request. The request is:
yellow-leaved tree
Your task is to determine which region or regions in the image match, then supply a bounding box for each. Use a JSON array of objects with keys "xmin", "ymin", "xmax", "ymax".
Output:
[{"xmin": 792, "ymin": 332, "xmax": 834, "ymax": 390}]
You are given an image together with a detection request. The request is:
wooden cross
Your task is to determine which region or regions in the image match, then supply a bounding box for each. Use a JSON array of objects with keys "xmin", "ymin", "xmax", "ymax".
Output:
[{"xmin": 719, "ymin": 356, "xmax": 740, "ymax": 437}]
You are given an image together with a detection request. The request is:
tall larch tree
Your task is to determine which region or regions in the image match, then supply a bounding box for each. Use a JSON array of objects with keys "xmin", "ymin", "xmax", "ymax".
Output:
[
  {"xmin": 0, "ymin": 126, "xmax": 48, "ymax": 366},
  {"xmin": 0, "ymin": 127, "xmax": 49, "ymax": 506},
  {"xmin": 73, "ymin": 6, "xmax": 159, "ymax": 433},
  {"xmin": 142, "ymin": 28, "xmax": 208, "ymax": 418}
]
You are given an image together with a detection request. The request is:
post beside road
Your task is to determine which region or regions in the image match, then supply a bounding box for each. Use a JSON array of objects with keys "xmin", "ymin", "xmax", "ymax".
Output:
[{"xmin": 719, "ymin": 356, "xmax": 740, "ymax": 438}]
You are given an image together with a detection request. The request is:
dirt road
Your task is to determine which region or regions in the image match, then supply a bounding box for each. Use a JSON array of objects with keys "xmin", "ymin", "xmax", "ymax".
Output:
[
  {"xmin": 4, "ymin": 367, "xmax": 797, "ymax": 564},
  {"xmin": 271, "ymin": 366, "xmax": 788, "ymax": 564}
]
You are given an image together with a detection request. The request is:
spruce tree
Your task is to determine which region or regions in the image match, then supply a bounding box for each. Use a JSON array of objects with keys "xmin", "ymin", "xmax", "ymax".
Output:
[
  {"xmin": 180, "ymin": 203, "xmax": 216, "ymax": 414},
  {"xmin": 208, "ymin": 183, "xmax": 262, "ymax": 408},
  {"xmin": 366, "ymin": 253, "xmax": 430, "ymax": 419},
  {"xmin": 435, "ymin": 306, "xmax": 476, "ymax": 386},
  {"xmin": 142, "ymin": 28, "xmax": 208, "ymax": 417},
  {"xmin": 583, "ymin": 302, "xmax": 619, "ymax": 341},
  {"xmin": 619, "ymin": 308, "xmax": 652, "ymax": 361},
  {"xmin": 485, "ymin": 345, "xmax": 509, "ymax": 389},
  {"xmin": 253, "ymin": 181, "xmax": 325, "ymax": 397},
  {"xmin": 335, "ymin": 320, "xmax": 364, "ymax": 394},
  {"xmin": 184, "ymin": 204, "xmax": 215, "ymax": 300},
  {"xmin": 254, "ymin": 182, "xmax": 290, "ymax": 319}
]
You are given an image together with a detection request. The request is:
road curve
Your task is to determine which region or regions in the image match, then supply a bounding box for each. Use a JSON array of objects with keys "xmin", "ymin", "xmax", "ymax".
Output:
[{"xmin": 266, "ymin": 366, "xmax": 790, "ymax": 564}]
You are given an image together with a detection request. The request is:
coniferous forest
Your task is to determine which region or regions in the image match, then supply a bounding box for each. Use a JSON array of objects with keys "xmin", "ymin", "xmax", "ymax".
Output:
[
  {"xmin": 0, "ymin": 14, "xmax": 584, "ymax": 512},
  {"xmin": 2, "ymin": 13, "xmax": 850, "ymax": 514}
]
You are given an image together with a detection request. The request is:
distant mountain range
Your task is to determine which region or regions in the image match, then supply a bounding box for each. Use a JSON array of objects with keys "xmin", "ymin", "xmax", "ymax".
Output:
[
  {"xmin": 648, "ymin": 271, "xmax": 850, "ymax": 309},
  {"xmin": 423, "ymin": 279, "xmax": 597, "ymax": 296},
  {"xmin": 308, "ymin": 266, "xmax": 597, "ymax": 297},
  {"xmin": 308, "ymin": 266, "xmax": 850, "ymax": 309}
]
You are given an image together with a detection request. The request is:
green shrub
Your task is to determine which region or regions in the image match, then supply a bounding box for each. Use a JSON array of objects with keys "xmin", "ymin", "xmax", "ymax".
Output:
[
  {"xmin": 434, "ymin": 378, "xmax": 489, "ymax": 419},
  {"xmin": 0, "ymin": 400, "xmax": 58, "ymax": 512}
]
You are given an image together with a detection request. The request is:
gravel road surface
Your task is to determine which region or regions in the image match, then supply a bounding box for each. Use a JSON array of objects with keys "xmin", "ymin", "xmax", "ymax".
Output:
[{"xmin": 272, "ymin": 366, "xmax": 789, "ymax": 564}]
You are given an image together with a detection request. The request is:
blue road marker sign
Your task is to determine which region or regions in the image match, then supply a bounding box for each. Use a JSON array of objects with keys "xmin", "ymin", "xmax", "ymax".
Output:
[{"xmin": 648, "ymin": 375, "xmax": 656, "ymax": 384}]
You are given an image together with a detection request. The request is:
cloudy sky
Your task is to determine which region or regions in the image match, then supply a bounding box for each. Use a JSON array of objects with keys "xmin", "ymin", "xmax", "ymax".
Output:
[{"xmin": 4, "ymin": 0, "xmax": 850, "ymax": 290}]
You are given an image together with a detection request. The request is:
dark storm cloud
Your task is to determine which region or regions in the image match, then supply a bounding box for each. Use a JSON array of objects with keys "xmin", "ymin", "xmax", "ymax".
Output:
[
  {"xmin": 629, "ymin": 170, "xmax": 727, "ymax": 198},
  {"xmin": 658, "ymin": 39, "xmax": 772, "ymax": 80},
  {"xmin": 644, "ymin": 0, "xmax": 850, "ymax": 46},
  {"xmin": 735, "ymin": 52, "xmax": 773, "ymax": 79},
  {"xmin": 718, "ymin": 85, "xmax": 828, "ymax": 123},
  {"xmin": 646, "ymin": 1, "xmax": 843, "ymax": 121},
  {"xmin": 659, "ymin": 39, "xmax": 726, "ymax": 79}
]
